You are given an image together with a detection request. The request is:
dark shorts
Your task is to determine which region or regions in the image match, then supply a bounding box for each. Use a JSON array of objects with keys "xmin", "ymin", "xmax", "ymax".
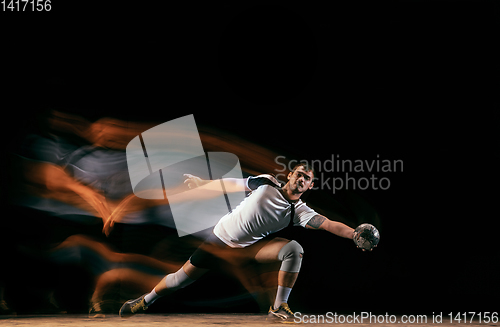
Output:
[{"xmin": 189, "ymin": 233, "xmax": 231, "ymax": 269}]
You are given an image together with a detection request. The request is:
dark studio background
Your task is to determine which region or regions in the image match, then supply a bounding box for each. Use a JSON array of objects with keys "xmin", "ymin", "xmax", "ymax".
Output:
[{"xmin": 1, "ymin": 1, "xmax": 498, "ymax": 316}]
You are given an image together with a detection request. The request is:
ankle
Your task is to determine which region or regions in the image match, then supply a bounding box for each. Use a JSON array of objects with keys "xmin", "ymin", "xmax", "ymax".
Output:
[{"xmin": 144, "ymin": 289, "xmax": 160, "ymax": 305}]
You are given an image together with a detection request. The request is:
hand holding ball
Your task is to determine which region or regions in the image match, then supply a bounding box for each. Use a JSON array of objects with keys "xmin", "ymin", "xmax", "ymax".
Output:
[{"xmin": 353, "ymin": 223, "xmax": 380, "ymax": 251}]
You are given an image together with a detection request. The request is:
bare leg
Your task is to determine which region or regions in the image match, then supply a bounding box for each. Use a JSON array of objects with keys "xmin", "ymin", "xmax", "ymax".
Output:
[
  {"xmin": 278, "ymin": 271, "xmax": 299, "ymax": 288},
  {"xmin": 91, "ymin": 268, "xmax": 164, "ymax": 317},
  {"xmin": 92, "ymin": 268, "xmax": 163, "ymax": 303},
  {"xmin": 252, "ymin": 237, "xmax": 303, "ymax": 311},
  {"xmin": 119, "ymin": 259, "xmax": 209, "ymax": 317},
  {"xmin": 253, "ymin": 238, "xmax": 300, "ymax": 287}
]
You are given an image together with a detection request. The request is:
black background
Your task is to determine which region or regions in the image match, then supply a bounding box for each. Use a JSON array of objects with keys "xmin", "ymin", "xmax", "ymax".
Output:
[{"xmin": 1, "ymin": 1, "xmax": 498, "ymax": 316}]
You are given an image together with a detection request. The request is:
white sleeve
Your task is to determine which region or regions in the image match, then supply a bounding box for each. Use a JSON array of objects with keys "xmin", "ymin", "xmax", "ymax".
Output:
[
  {"xmin": 246, "ymin": 174, "xmax": 281, "ymax": 190},
  {"xmin": 294, "ymin": 202, "xmax": 318, "ymax": 228}
]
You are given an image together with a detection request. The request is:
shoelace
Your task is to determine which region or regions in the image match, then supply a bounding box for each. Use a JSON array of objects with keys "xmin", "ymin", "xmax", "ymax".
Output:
[
  {"xmin": 281, "ymin": 303, "xmax": 294, "ymax": 315},
  {"xmin": 131, "ymin": 298, "xmax": 148, "ymax": 313}
]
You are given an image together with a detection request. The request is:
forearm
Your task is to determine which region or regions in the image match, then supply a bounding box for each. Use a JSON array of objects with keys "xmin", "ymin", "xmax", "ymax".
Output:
[
  {"xmin": 185, "ymin": 175, "xmax": 248, "ymax": 193},
  {"xmin": 307, "ymin": 215, "xmax": 354, "ymax": 239},
  {"xmin": 221, "ymin": 177, "xmax": 249, "ymax": 193},
  {"xmin": 325, "ymin": 221, "xmax": 355, "ymax": 239},
  {"xmin": 113, "ymin": 177, "xmax": 247, "ymax": 218}
]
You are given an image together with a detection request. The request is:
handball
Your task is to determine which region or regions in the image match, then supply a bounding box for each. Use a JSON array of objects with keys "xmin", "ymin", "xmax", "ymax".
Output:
[{"xmin": 353, "ymin": 223, "xmax": 380, "ymax": 251}]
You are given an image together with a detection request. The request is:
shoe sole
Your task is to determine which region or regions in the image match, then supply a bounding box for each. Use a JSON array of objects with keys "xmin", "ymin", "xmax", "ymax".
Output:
[
  {"xmin": 268, "ymin": 312, "xmax": 289, "ymax": 320},
  {"xmin": 119, "ymin": 299, "xmax": 136, "ymax": 319}
]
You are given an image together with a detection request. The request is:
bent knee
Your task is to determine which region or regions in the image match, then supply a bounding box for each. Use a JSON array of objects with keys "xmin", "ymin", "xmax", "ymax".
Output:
[
  {"xmin": 277, "ymin": 240, "xmax": 303, "ymax": 273},
  {"xmin": 278, "ymin": 240, "xmax": 303, "ymax": 260},
  {"xmin": 165, "ymin": 267, "xmax": 196, "ymax": 291}
]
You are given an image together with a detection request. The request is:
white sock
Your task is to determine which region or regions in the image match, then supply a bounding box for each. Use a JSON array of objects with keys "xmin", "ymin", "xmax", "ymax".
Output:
[
  {"xmin": 273, "ymin": 286, "xmax": 292, "ymax": 310},
  {"xmin": 144, "ymin": 289, "xmax": 160, "ymax": 305}
]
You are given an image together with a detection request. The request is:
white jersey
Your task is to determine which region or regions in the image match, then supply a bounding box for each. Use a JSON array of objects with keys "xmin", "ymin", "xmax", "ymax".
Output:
[{"xmin": 213, "ymin": 174, "xmax": 318, "ymax": 248}]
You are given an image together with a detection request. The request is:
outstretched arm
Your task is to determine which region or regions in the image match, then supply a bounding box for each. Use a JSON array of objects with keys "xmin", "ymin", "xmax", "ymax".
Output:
[
  {"xmin": 305, "ymin": 215, "xmax": 354, "ymax": 239},
  {"xmin": 183, "ymin": 174, "xmax": 250, "ymax": 193},
  {"xmin": 102, "ymin": 175, "xmax": 249, "ymax": 236},
  {"xmin": 307, "ymin": 215, "xmax": 375, "ymax": 252}
]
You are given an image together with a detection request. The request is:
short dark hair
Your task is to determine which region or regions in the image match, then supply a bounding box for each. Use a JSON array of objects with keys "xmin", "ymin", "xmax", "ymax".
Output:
[{"xmin": 291, "ymin": 162, "xmax": 315, "ymax": 178}]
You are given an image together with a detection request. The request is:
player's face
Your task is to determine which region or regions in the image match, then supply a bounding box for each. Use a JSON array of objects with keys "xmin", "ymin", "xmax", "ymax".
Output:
[{"xmin": 287, "ymin": 167, "xmax": 314, "ymax": 194}]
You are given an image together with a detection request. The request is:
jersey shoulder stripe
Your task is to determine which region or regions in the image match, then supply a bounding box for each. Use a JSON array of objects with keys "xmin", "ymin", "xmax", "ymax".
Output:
[{"xmin": 246, "ymin": 174, "xmax": 281, "ymax": 190}]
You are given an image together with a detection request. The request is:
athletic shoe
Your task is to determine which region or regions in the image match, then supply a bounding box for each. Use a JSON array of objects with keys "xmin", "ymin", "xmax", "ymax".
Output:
[
  {"xmin": 268, "ymin": 303, "xmax": 294, "ymax": 320},
  {"xmin": 119, "ymin": 294, "xmax": 149, "ymax": 318}
]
